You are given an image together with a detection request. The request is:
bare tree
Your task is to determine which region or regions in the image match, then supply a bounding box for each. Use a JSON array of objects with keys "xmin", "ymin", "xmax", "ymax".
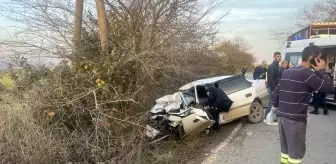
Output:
[
  {"xmin": 74, "ymin": 0, "xmax": 84, "ymax": 50},
  {"xmin": 213, "ymin": 36, "xmax": 255, "ymax": 73},
  {"xmin": 0, "ymin": 0, "xmax": 242, "ymax": 163},
  {"xmin": 96, "ymin": 0, "xmax": 109, "ymax": 51}
]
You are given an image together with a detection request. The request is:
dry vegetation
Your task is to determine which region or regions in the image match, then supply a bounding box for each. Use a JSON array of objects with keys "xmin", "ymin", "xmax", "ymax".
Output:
[{"xmin": 0, "ymin": 0, "xmax": 254, "ymax": 163}]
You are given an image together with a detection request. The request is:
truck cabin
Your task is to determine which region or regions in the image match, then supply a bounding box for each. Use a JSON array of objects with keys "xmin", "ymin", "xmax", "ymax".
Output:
[
  {"xmin": 288, "ymin": 22, "xmax": 336, "ymax": 41},
  {"xmin": 285, "ymin": 21, "xmax": 336, "ymax": 73},
  {"xmin": 285, "ymin": 22, "xmax": 336, "ymax": 103},
  {"xmin": 285, "ymin": 22, "xmax": 336, "ymax": 71},
  {"xmin": 285, "ymin": 46, "xmax": 336, "ymax": 73}
]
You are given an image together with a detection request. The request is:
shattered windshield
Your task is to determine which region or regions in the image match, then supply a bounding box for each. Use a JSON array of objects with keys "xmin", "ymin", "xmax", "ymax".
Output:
[{"xmin": 181, "ymin": 90, "xmax": 195, "ymax": 106}]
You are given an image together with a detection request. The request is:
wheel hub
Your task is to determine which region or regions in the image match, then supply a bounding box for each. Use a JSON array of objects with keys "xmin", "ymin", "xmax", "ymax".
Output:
[{"xmin": 250, "ymin": 105, "xmax": 261, "ymax": 119}]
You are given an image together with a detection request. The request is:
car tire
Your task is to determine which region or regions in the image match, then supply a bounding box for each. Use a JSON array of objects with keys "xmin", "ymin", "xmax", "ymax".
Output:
[{"xmin": 246, "ymin": 101, "xmax": 264, "ymax": 124}]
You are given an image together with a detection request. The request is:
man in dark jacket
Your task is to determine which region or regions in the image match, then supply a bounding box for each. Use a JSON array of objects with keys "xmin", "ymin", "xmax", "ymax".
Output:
[
  {"xmin": 253, "ymin": 60, "xmax": 267, "ymax": 80},
  {"xmin": 279, "ymin": 60, "xmax": 289, "ymax": 79},
  {"xmin": 241, "ymin": 66, "xmax": 248, "ymax": 76},
  {"xmin": 310, "ymin": 72, "xmax": 332, "ymax": 115},
  {"xmin": 265, "ymin": 52, "xmax": 281, "ymax": 122},
  {"xmin": 206, "ymin": 85, "xmax": 233, "ymax": 131},
  {"xmin": 272, "ymin": 45, "xmax": 335, "ymax": 164}
]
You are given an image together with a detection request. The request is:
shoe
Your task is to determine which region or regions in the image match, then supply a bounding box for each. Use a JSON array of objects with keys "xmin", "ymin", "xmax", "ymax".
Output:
[
  {"xmin": 266, "ymin": 121, "xmax": 278, "ymax": 126},
  {"xmin": 263, "ymin": 119, "xmax": 266, "ymax": 123},
  {"xmin": 310, "ymin": 111, "xmax": 319, "ymax": 115},
  {"xmin": 211, "ymin": 125, "xmax": 221, "ymax": 132},
  {"xmin": 324, "ymin": 110, "xmax": 329, "ymax": 115}
]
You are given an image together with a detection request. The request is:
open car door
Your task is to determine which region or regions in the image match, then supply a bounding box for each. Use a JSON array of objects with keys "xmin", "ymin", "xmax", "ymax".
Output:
[
  {"xmin": 215, "ymin": 76, "xmax": 256, "ymax": 124},
  {"xmin": 178, "ymin": 92, "xmax": 215, "ymax": 138}
]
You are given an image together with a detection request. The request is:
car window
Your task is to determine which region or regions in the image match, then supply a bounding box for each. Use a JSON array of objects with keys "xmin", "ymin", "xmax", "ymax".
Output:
[
  {"xmin": 181, "ymin": 90, "xmax": 195, "ymax": 106},
  {"xmin": 217, "ymin": 77, "xmax": 252, "ymax": 94}
]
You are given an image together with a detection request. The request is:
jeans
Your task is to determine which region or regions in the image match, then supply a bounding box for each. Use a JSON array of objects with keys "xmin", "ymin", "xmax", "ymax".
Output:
[{"xmin": 265, "ymin": 88, "xmax": 273, "ymax": 119}]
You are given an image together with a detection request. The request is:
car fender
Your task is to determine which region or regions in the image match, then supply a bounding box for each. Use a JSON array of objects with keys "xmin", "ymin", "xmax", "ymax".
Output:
[
  {"xmin": 247, "ymin": 79, "xmax": 268, "ymax": 107},
  {"xmin": 220, "ymin": 87, "xmax": 256, "ymax": 124}
]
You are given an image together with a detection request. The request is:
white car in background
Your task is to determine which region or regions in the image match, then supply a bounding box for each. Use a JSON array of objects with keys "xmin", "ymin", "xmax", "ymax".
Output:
[{"xmin": 148, "ymin": 75, "xmax": 269, "ymax": 139}]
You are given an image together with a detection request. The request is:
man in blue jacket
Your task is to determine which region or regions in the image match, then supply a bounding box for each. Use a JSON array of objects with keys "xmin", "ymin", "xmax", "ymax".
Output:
[
  {"xmin": 265, "ymin": 52, "xmax": 281, "ymax": 123},
  {"xmin": 272, "ymin": 45, "xmax": 335, "ymax": 164}
]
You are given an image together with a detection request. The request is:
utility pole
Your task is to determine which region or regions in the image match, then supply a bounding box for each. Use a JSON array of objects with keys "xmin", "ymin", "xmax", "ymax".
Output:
[
  {"xmin": 74, "ymin": 0, "xmax": 84, "ymax": 49},
  {"xmin": 96, "ymin": 0, "xmax": 109, "ymax": 52}
]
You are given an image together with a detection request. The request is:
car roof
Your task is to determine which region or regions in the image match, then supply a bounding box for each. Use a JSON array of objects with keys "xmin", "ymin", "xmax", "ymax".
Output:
[{"xmin": 179, "ymin": 75, "xmax": 233, "ymax": 91}]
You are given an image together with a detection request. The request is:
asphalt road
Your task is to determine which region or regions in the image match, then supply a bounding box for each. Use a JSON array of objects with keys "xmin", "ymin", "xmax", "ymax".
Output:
[{"xmin": 213, "ymin": 107, "xmax": 336, "ymax": 164}]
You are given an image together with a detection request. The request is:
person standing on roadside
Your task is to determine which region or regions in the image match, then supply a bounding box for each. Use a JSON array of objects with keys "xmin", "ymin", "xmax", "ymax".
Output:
[
  {"xmin": 272, "ymin": 45, "xmax": 334, "ymax": 164},
  {"xmin": 253, "ymin": 60, "xmax": 267, "ymax": 80},
  {"xmin": 265, "ymin": 52, "xmax": 282, "ymax": 124},
  {"xmin": 289, "ymin": 63, "xmax": 295, "ymax": 68},
  {"xmin": 241, "ymin": 66, "xmax": 248, "ymax": 76},
  {"xmin": 279, "ymin": 60, "xmax": 289, "ymax": 79},
  {"xmin": 310, "ymin": 64, "xmax": 333, "ymax": 115}
]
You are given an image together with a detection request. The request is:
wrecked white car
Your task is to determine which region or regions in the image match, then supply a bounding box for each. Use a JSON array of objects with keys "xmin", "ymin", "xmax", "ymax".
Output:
[{"xmin": 147, "ymin": 75, "xmax": 269, "ymax": 139}]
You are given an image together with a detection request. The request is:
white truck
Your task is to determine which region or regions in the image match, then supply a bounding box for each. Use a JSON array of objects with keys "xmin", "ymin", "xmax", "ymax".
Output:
[{"xmin": 284, "ymin": 22, "xmax": 336, "ymax": 105}]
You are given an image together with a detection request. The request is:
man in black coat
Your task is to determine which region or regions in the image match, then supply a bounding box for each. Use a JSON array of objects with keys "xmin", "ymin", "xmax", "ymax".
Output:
[
  {"xmin": 265, "ymin": 52, "xmax": 281, "ymax": 122},
  {"xmin": 253, "ymin": 60, "xmax": 267, "ymax": 80},
  {"xmin": 206, "ymin": 85, "xmax": 233, "ymax": 131},
  {"xmin": 310, "ymin": 70, "xmax": 333, "ymax": 115},
  {"xmin": 241, "ymin": 66, "xmax": 248, "ymax": 76}
]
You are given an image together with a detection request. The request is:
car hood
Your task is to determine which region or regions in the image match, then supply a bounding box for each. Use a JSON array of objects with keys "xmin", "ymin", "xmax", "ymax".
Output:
[{"xmin": 150, "ymin": 92, "xmax": 183, "ymax": 113}]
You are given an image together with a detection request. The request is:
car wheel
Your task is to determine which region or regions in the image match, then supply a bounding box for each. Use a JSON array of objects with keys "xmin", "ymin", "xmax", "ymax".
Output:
[{"xmin": 247, "ymin": 101, "xmax": 264, "ymax": 124}]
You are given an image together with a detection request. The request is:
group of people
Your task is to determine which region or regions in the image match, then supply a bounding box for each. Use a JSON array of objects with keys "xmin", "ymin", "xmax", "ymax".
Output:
[
  {"xmin": 206, "ymin": 46, "xmax": 335, "ymax": 163},
  {"xmin": 252, "ymin": 52, "xmax": 295, "ymax": 125},
  {"xmin": 253, "ymin": 51, "xmax": 331, "ymax": 127},
  {"xmin": 253, "ymin": 57, "xmax": 295, "ymax": 81},
  {"xmin": 263, "ymin": 45, "xmax": 334, "ymax": 164}
]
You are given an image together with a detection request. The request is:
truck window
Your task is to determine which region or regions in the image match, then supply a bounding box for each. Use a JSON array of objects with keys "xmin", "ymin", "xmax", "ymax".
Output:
[{"xmin": 285, "ymin": 52, "xmax": 302, "ymax": 65}]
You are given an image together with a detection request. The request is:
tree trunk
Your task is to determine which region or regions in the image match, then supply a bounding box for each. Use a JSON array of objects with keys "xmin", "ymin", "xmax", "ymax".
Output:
[
  {"xmin": 96, "ymin": 0, "xmax": 109, "ymax": 52},
  {"xmin": 73, "ymin": 0, "xmax": 84, "ymax": 49}
]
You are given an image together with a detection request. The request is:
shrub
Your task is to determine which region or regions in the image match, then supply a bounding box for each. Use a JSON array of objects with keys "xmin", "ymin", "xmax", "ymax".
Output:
[{"xmin": 0, "ymin": 0, "xmax": 255, "ymax": 163}]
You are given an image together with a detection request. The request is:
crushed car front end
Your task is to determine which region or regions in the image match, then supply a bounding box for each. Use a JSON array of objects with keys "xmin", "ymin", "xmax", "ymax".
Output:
[{"xmin": 147, "ymin": 91, "xmax": 214, "ymax": 139}]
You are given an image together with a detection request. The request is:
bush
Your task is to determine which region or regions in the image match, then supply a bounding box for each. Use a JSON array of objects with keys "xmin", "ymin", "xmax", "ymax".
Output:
[{"xmin": 0, "ymin": 0, "xmax": 255, "ymax": 163}]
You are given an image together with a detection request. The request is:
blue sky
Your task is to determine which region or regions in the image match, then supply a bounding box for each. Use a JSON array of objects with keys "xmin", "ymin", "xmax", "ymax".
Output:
[{"xmin": 0, "ymin": 0, "xmax": 321, "ymax": 66}]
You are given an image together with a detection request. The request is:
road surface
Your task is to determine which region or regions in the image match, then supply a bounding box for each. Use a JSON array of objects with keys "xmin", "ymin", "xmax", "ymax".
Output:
[{"xmin": 213, "ymin": 107, "xmax": 336, "ymax": 164}]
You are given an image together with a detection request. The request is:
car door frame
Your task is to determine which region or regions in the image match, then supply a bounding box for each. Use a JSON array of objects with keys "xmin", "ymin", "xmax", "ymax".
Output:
[{"xmin": 215, "ymin": 75, "xmax": 256, "ymax": 124}]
